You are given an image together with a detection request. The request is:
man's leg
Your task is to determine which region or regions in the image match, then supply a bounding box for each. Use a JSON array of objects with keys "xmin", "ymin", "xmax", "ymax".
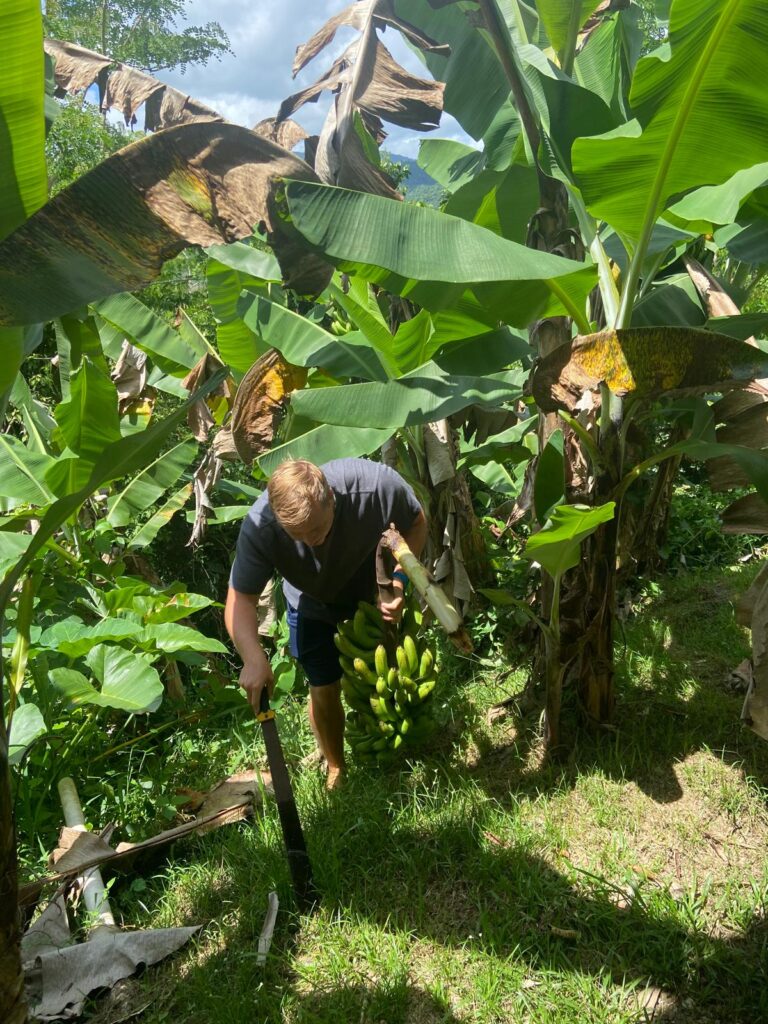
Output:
[{"xmin": 309, "ymin": 682, "xmax": 345, "ymax": 788}]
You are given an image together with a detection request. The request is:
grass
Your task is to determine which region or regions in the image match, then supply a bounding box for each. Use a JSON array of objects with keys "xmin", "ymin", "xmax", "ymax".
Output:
[{"xmin": 36, "ymin": 564, "xmax": 768, "ymax": 1023}]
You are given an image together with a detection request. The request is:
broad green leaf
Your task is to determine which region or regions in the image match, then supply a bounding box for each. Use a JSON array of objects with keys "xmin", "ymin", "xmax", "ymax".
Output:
[
  {"xmin": 531, "ymin": 327, "xmax": 768, "ymax": 412},
  {"xmin": 206, "ymin": 256, "xmax": 269, "ymax": 375},
  {"xmin": 573, "ymin": 4, "xmax": 643, "ymax": 120},
  {"xmin": 292, "ymin": 362, "xmax": 525, "ymax": 429},
  {"xmin": 525, "ymin": 502, "xmax": 616, "ymax": 579},
  {"xmin": 53, "ymin": 358, "xmax": 121, "ymax": 461},
  {"xmin": 0, "ymin": 368, "xmax": 228, "ymax": 605},
  {"xmin": 433, "ymin": 327, "xmax": 531, "ymax": 376},
  {"xmin": 0, "ymin": 122, "xmax": 331, "ymax": 328},
  {"xmin": 10, "ymin": 371, "xmax": 57, "ymax": 450},
  {"xmin": 107, "ymin": 439, "xmax": 197, "ymax": 527},
  {"xmin": 0, "ymin": 435, "xmax": 55, "ymax": 510},
  {"xmin": 39, "ymin": 617, "xmax": 143, "ymax": 658},
  {"xmin": 444, "ymin": 165, "xmax": 539, "ymax": 243},
  {"xmin": 664, "ymin": 162, "xmax": 768, "ymax": 233},
  {"xmin": 206, "ymin": 240, "xmax": 281, "ymax": 281},
  {"xmin": 417, "ymin": 139, "xmax": 484, "ymax": 191},
  {"xmin": 573, "ymin": 0, "xmax": 768, "ymax": 242},
  {"xmin": 135, "ymin": 622, "xmax": 227, "ymax": 655},
  {"xmin": 140, "ymin": 590, "xmax": 216, "ymax": 624},
  {"xmin": 8, "ymin": 702, "xmax": 46, "ymax": 765},
  {"xmin": 284, "ymin": 181, "xmax": 596, "ymax": 329},
  {"xmin": 469, "ymin": 459, "xmax": 526, "ymax": 496},
  {"xmin": 0, "ymin": 0, "xmax": 46, "ymax": 241},
  {"xmin": 238, "ymin": 293, "xmax": 389, "ymax": 381},
  {"xmin": 328, "ymin": 276, "xmax": 396, "ymax": 371},
  {"xmin": 51, "ymin": 646, "xmax": 163, "ymax": 713},
  {"xmin": 183, "ymin": 504, "xmax": 248, "ymax": 526},
  {"xmin": 536, "ymin": 0, "xmax": 600, "ymax": 60},
  {"xmin": 94, "ymin": 293, "xmax": 201, "ymax": 374},
  {"xmin": 534, "ymin": 429, "xmax": 565, "ymax": 524},
  {"xmin": 706, "ymin": 315, "xmax": 768, "ymax": 341},
  {"xmin": 0, "ymin": 532, "xmax": 34, "ymax": 580},
  {"xmin": 258, "ymin": 424, "xmax": 392, "ymax": 477},
  {"xmin": 127, "ymin": 482, "xmax": 194, "ymax": 549},
  {"xmin": 631, "ymin": 277, "xmax": 706, "ymax": 329}
]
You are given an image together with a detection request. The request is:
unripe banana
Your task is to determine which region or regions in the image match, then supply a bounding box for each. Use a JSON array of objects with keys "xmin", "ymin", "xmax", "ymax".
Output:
[
  {"xmin": 418, "ymin": 649, "xmax": 434, "ymax": 680},
  {"xmin": 374, "ymin": 645, "xmax": 389, "ymax": 678},
  {"xmin": 392, "ymin": 733, "xmax": 403, "ymax": 750},
  {"xmin": 395, "ymin": 645, "xmax": 408, "ymax": 674},
  {"xmin": 376, "ymin": 676, "xmax": 388, "ymax": 696},
  {"xmin": 338, "ymin": 654, "xmax": 355, "ymax": 677},
  {"xmin": 354, "ymin": 658, "xmax": 378, "ymax": 687},
  {"xmin": 399, "ymin": 716, "xmax": 413, "ymax": 735},
  {"xmin": 403, "ymin": 634, "xmax": 419, "ymax": 675},
  {"xmin": 334, "ymin": 632, "xmax": 375, "ymax": 664},
  {"xmin": 387, "ymin": 667, "xmax": 398, "ymax": 688},
  {"xmin": 359, "ymin": 600, "xmax": 385, "ymax": 629},
  {"xmin": 417, "ymin": 679, "xmax": 436, "ymax": 700}
]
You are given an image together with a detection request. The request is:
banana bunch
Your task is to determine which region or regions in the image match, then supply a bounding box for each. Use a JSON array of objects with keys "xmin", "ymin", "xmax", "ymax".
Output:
[{"xmin": 334, "ymin": 599, "xmax": 437, "ymax": 762}]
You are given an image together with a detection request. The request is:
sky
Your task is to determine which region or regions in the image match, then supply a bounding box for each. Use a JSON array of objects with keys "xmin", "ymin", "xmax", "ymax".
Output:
[{"xmin": 157, "ymin": 0, "xmax": 470, "ymax": 160}]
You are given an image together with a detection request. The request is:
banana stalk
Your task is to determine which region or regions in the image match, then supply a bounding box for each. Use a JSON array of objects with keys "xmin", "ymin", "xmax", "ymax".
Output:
[{"xmin": 379, "ymin": 527, "xmax": 472, "ymax": 652}]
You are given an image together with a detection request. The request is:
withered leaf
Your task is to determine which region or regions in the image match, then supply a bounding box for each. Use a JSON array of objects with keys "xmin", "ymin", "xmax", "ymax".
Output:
[
  {"xmin": 254, "ymin": 117, "xmax": 308, "ymax": 152},
  {"xmin": 111, "ymin": 340, "xmax": 147, "ymax": 414},
  {"xmin": 531, "ymin": 327, "xmax": 768, "ymax": 413},
  {"xmin": 231, "ymin": 350, "xmax": 308, "ymax": 464},
  {"xmin": 45, "ymin": 38, "xmax": 222, "ymax": 132},
  {"xmin": 182, "ymin": 353, "xmax": 234, "ymax": 442},
  {"xmin": 0, "ymin": 122, "xmax": 333, "ymax": 327},
  {"xmin": 722, "ymin": 493, "xmax": 768, "ymax": 534}
]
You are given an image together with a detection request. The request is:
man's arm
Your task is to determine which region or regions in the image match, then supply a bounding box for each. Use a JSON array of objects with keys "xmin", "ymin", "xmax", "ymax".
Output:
[
  {"xmin": 381, "ymin": 507, "xmax": 428, "ymax": 623},
  {"xmin": 224, "ymin": 586, "xmax": 274, "ymax": 710}
]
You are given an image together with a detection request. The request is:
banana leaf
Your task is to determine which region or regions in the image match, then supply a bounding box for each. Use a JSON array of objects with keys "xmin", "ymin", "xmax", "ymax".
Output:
[
  {"xmin": 573, "ymin": 0, "xmax": 768, "ymax": 243},
  {"xmin": 283, "ymin": 180, "xmax": 596, "ymax": 329}
]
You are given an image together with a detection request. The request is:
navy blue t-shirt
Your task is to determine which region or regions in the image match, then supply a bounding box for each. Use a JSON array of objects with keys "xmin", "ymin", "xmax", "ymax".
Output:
[{"xmin": 229, "ymin": 459, "xmax": 422, "ymax": 624}]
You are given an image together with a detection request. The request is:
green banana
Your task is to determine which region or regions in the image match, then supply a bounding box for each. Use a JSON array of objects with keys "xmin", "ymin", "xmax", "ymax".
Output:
[
  {"xmin": 374, "ymin": 644, "xmax": 389, "ymax": 678},
  {"xmin": 387, "ymin": 667, "xmax": 398, "ymax": 688},
  {"xmin": 378, "ymin": 720, "xmax": 395, "ymax": 735},
  {"xmin": 353, "ymin": 657, "xmax": 378, "ymax": 687},
  {"xmin": 417, "ymin": 679, "xmax": 436, "ymax": 700},
  {"xmin": 399, "ymin": 716, "xmax": 413, "ymax": 735},
  {"xmin": 334, "ymin": 632, "xmax": 376, "ymax": 664},
  {"xmin": 399, "ymin": 673, "xmax": 417, "ymax": 693},
  {"xmin": 371, "ymin": 736, "xmax": 389, "ymax": 752},
  {"xmin": 338, "ymin": 654, "xmax": 356, "ymax": 678},
  {"xmin": 395, "ymin": 645, "xmax": 408, "ymax": 674},
  {"xmin": 403, "ymin": 634, "xmax": 419, "ymax": 675},
  {"xmin": 359, "ymin": 600, "xmax": 385, "ymax": 629},
  {"xmin": 418, "ymin": 648, "xmax": 434, "ymax": 679},
  {"xmin": 392, "ymin": 733, "xmax": 403, "ymax": 750},
  {"xmin": 340, "ymin": 678, "xmax": 369, "ymax": 713},
  {"xmin": 376, "ymin": 676, "xmax": 388, "ymax": 696}
]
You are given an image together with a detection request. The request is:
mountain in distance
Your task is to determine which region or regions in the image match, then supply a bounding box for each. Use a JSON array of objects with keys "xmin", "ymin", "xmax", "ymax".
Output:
[{"xmin": 385, "ymin": 151, "xmax": 444, "ymax": 206}]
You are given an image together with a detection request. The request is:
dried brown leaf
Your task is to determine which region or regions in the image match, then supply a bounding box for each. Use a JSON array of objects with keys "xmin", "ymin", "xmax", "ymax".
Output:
[
  {"xmin": 254, "ymin": 117, "xmax": 308, "ymax": 151},
  {"xmin": 231, "ymin": 349, "xmax": 308, "ymax": 464},
  {"xmin": 532, "ymin": 327, "xmax": 768, "ymax": 413},
  {"xmin": 111, "ymin": 340, "xmax": 147, "ymax": 413}
]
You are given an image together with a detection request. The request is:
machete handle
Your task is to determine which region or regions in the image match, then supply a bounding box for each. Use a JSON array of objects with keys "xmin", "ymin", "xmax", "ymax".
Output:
[{"xmin": 257, "ymin": 685, "xmax": 275, "ymax": 721}]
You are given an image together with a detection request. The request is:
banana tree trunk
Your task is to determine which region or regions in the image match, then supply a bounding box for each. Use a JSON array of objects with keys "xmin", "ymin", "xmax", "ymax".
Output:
[{"xmin": 0, "ymin": 733, "xmax": 26, "ymax": 1024}]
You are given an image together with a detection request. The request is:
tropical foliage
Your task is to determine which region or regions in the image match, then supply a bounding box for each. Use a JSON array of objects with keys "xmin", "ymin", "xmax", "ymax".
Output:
[{"xmin": 3, "ymin": 0, "xmax": 768, "ymax": 1018}]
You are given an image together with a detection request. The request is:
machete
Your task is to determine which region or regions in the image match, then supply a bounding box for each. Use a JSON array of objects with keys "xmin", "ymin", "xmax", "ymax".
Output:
[{"xmin": 257, "ymin": 687, "xmax": 317, "ymax": 912}]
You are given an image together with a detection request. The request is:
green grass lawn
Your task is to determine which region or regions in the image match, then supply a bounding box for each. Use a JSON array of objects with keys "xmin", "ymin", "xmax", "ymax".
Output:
[{"xmin": 66, "ymin": 566, "xmax": 768, "ymax": 1023}]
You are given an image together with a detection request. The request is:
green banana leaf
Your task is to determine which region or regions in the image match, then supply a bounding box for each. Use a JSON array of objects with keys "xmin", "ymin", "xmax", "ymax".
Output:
[
  {"xmin": 531, "ymin": 327, "xmax": 768, "ymax": 412},
  {"xmin": 664, "ymin": 162, "xmax": 768, "ymax": 234},
  {"xmin": 128, "ymin": 483, "xmax": 194, "ymax": 550},
  {"xmin": 536, "ymin": 0, "xmax": 601, "ymax": 62},
  {"xmin": 524, "ymin": 502, "xmax": 616, "ymax": 580},
  {"xmin": 0, "ymin": 368, "xmax": 228, "ymax": 609},
  {"xmin": 0, "ymin": 122, "xmax": 331, "ymax": 328},
  {"xmin": 291, "ymin": 361, "xmax": 525, "ymax": 429},
  {"xmin": 573, "ymin": 3, "xmax": 643, "ymax": 120},
  {"xmin": 1, "ymin": 0, "xmax": 46, "ymax": 242},
  {"xmin": 573, "ymin": 0, "xmax": 768, "ymax": 243},
  {"xmin": 107, "ymin": 439, "xmax": 198, "ymax": 528},
  {"xmin": 444, "ymin": 165, "xmax": 539, "ymax": 243},
  {"xmin": 327, "ymin": 277, "xmax": 398, "ymax": 375},
  {"xmin": 283, "ymin": 181, "xmax": 596, "ymax": 330},
  {"xmin": 706, "ymin": 315, "xmax": 768, "ymax": 341},
  {"xmin": 8, "ymin": 702, "xmax": 46, "ymax": 765},
  {"xmin": 258, "ymin": 424, "xmax": 392, "ymax": 477},
  {"xmin": 238, "ymin": 293, "xmax": 389, "ymax": 382},
  {"xmin": 534, "ymin": 429, "xmax": 565, "ymax": 525},
  {"xmin": 50, "ymin": 646, "xmax": 163, "ymax": 714},
  {"xmin": 52, "ymin": 358, "xmax": 121, "ymax": 461},
  {"xmin": 94, "ymin": 293, "xmax": 203, "ymax": 375},
  {"xmin": 0, "ymin": 436, "xmax": 56, "ymax": 510},
  {"xmin": 417, "ymin": 139, "xmax": 485, "ymax": 192}
]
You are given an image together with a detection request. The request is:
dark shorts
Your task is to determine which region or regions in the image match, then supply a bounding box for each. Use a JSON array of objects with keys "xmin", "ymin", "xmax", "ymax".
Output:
[{"xmin": 287, "ymin": 606, "xmax": 342, "ymax": 687}]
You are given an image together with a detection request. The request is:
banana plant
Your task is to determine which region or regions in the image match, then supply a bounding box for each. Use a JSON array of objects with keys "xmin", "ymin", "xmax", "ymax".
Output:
[{"xmin": 263, "ymin": 0, "xmax": 768, "ymax": 747}]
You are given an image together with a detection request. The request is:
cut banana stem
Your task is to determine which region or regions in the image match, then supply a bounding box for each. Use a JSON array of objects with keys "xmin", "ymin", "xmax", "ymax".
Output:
[
  {"xmin": 58, "ymin": 777, "xmax": 117, "ymax": 933},
  {"xmin": 380, "ymin": 527, "xmax": 472, "ymax": 651}
]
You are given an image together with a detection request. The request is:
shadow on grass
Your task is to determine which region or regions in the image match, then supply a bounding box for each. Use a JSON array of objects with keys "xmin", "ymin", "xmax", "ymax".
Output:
[
  {"xmin": 133, "ymin": 797, "xmax": 768, "ymax": 1023},
  {"xmin": 460, "ymin": 567, "xmax": 768, "ymax": 806}
]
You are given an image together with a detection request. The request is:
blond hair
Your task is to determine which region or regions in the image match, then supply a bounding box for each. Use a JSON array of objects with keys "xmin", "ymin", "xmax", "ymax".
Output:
[{"xmin": 267, "ymin": 460, "xmax": 332, "ymax": 529}]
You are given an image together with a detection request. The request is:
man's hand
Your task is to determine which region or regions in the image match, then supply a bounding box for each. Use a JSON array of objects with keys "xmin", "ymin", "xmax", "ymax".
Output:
[
  {"xmin": 239, "ymin": 653, "xmax": 274, "ymax": 712},
  {"xmin": 380, "ymin": 585, "xmax": 405, "ymax": 624}
]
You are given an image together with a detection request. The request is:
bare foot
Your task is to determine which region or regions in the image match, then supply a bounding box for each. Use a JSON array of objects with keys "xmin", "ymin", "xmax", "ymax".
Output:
[{"xmin": 325, "ymin": 765, "xmax": 345, "ymax": 791}]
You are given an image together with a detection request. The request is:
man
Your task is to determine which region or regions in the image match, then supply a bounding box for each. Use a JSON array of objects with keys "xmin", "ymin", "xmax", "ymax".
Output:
[{"xmin": 224, "ymin": 457, "xmax": 428, "ymax": 790}]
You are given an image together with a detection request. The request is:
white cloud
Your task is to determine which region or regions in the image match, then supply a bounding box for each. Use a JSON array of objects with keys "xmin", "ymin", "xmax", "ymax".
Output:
[{"xmin": 156, "ymin": 1, "xmax": 472, "ymax": 157}]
